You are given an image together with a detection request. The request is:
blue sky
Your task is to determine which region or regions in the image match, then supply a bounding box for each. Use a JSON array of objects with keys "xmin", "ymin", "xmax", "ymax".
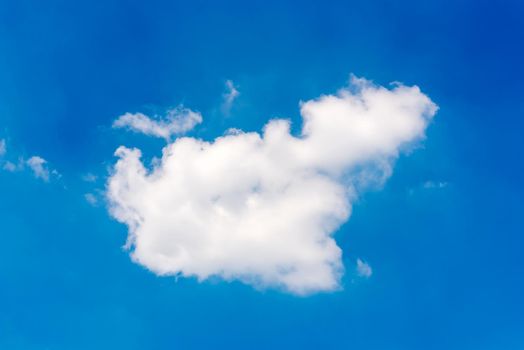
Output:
[{"xmin": 0, "ymin": 0, "xmax": 523, "ymax": 349}]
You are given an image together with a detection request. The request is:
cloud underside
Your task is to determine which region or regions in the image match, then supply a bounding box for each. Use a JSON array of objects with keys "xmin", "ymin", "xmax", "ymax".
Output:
[{"xmin": 107, "ymin": 77, "xmax": 437, "ymax": 295}]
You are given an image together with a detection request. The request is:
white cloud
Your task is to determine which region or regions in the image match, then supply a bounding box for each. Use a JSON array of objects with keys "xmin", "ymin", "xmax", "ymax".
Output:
[
  {"xmin": 2, "ymin": 156, "xmax": 24, "ymax": 172},
  {"xmin": 356, "ymin": 258, "xmax": 372, "ymax": 278},
  {"xmin": 113, "ymin": 106, "xmax": 202, "ymax": 140},
  {"xmin": 106, "ymin": 76, "xmax": 437, "ymax": 295},
  {"xmin": 0, "ymin": 139, "xmax": 5, "ymax": 157},
  {"xmin": 26, "ymin": 156, "xmax": 51, "ymax": 181},
  {"xmin": 222, "ymin": 80, "xmax": 240, "ymax": 115},
  {"xmin": 3, "ymin": 161, "xmax": 17, "ymax": 172},
  {"xmin": 84, "ymin": 193, "xmax": 98, "ymax": 206},
  {"xmin": 3, "ymin": 156, "xmax": 58, "ymax": 180},
  {"xmin": 0, "ymin": 140, "xmax": 59, "ymax": 181}
]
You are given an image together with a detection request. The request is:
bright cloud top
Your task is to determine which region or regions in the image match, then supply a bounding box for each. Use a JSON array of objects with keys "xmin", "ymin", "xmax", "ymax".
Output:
[
  {"xmin": 113, "ymin": 106, "xmax": 203, "ymax": 140},
  {"xmin": 107, "ymin": 77, "xmax": 437, "ymax": 295}
]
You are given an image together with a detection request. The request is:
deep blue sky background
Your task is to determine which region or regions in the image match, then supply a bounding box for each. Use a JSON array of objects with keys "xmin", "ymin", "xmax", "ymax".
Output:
[{"xmin": 0, "ymin": 0, "xmax": 523, "ymax": 349}]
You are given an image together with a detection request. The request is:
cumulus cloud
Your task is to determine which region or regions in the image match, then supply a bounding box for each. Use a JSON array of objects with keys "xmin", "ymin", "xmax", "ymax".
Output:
[
  {"xmin": 113, "ymin": 106, "xmax": 202, "ymax": 140},
  {"xmin": 222, "ymin": 80, "xmax": 240, "ymax": 115},
  {"xmin": 356, "ymin": 258, "xmax": 372, "ymax": 278},
  {"xmin": 106, "ymin": 76, "xmax": 437, "ymax": 295},
  {"xmin": 26, "ymin": 156, "xmax": 51, "ymax": 181}
]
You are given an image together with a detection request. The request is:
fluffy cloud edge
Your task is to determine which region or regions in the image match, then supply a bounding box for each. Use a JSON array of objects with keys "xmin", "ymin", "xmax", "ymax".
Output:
[{"xmin": 106, "ymin": 76, "xmax": 437, "ymax": 295}]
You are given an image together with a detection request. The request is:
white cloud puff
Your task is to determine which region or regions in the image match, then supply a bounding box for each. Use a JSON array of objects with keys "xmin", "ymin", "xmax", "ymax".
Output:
[
  {"xmin": 113, "ymin": 106, "xmax": 203, "ymax": 140},
  {"xmin": 26, "ymin": 156, "xmax": 51, "ymax": 181},
  {"xmin": 106, "ymin": 77, "xmax": 437, "ymax": 295},
  {"xmin": 356, "ymin": 258, "xmax": 373, "ymax": 278}
]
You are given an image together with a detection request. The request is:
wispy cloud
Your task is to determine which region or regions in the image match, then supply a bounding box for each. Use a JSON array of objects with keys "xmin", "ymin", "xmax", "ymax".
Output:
[
  {"xmin": 82, "ymin": 173, "xmax": 97, "ymax": 183},
  {"xmin": 3, "ymin": 161, "xmax": 17, "ymax": 172},
  {"xmin": 221, "ymin": 79, "xmax": 239, "ymax": 115},
  {"xmin": 84, "ymin": 193, "xmax": 98, "ymax": 206},
  {"xmin": 423, "ymin": 180, "xmax": 448, "ymax": 189},
  {"xmin": 0, "ymin": 140, "xmax": 59, "ymax": 182},
  {"xmin": 26, "ymin": 156, "xmax": 51, "ymax": 181},
  {"xmin": 408, "ymin": 180, "xmax": 449, "ymax": 196},
  {"xmin": 113, "ymin": 106, "xmax": 202, "ymax": 141},
  {"xmin": 0, "ymin": 139, "xmax": 5, "ymax": 157},
  {"xmin": 356, "ymin": 258, "xmax": 372, "ymax": 278},
  {"xmin": 3, "ymin": 158, "xmax": 24, "ymax": 172}
]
